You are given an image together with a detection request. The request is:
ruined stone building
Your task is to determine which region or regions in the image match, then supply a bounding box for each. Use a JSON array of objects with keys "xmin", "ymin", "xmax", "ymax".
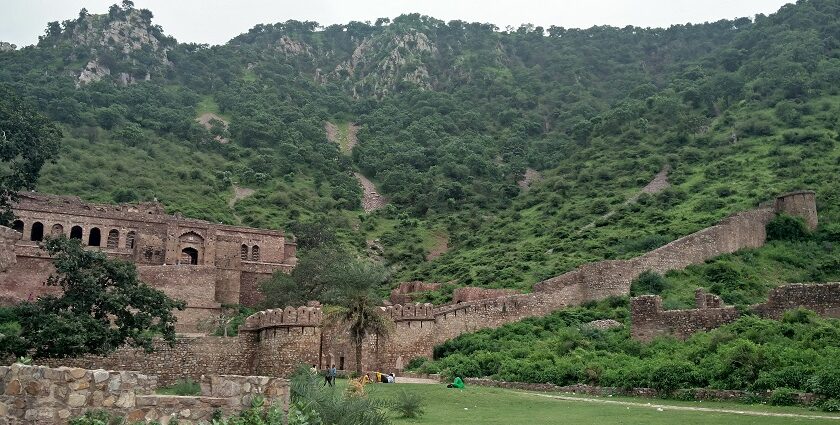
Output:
[{"xmin": 0, "ymin": 193, "xmax": 297, "ymax": 331}]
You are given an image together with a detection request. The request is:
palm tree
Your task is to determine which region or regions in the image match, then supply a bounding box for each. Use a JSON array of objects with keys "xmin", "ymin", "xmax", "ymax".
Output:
[{"xmin": 324, "ymin": 259, "xmax": 392, "ymax": 375}]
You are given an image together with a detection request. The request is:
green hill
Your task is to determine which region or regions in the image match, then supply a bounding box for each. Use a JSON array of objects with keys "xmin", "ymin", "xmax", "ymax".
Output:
[{"xmin": 1, "ymin": 0, "xmax": 839, "ymax": 299}]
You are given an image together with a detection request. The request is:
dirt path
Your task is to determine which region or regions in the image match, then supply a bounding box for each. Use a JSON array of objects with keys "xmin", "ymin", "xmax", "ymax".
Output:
[
  {"xmin": 518, "ymin": 168, "xmax": 542, "ymax": 191},
  {"xmin": 196, "ymin": 112, "xmax": 230, "ymax": 144},
  {"xmin": 355, "ymin": 172, "xmax": 388, "ymax": 212},
  {"xmin": 524, "ymin": 392, "xmax": 840, "ymax": 420},
  {"xmin": 426, "ymin": 232, "xmax": 449, "ymax": 260},
  {"xmin": 325, "ymin": 121, "xmax": 359, "ymax": 154},
  {"xmin": 228, "ymin": 185, "xmax": 255, "ymax": 208},
  {"xmin": 396, "ymin": 377, "xmax": 439, "ymax": 384}
]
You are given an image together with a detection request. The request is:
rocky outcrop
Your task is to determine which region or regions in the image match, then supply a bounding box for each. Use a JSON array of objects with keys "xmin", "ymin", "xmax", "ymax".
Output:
[{"xmin": 0, "ymin": 42, "xmax": 15, "ymax": 52}]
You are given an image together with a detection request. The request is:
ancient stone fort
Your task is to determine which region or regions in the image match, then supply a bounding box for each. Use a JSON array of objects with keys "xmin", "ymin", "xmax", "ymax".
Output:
[
  {"xmin": 2, "ymin": 189, "xmax": 839, "ymax": 423},
  {"xmin": 0, "ymin": 193, "xmax": 298, "ymax": 331}
]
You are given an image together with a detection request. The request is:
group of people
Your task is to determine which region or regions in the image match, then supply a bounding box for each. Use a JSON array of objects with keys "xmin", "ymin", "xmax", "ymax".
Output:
[
  {"xmin": 310, "ymin": 364, "xmax": 338, "ymax": 387},
  {"xmin": 309, "ymin": 365, "xmax": 398, "ymax": 387}
]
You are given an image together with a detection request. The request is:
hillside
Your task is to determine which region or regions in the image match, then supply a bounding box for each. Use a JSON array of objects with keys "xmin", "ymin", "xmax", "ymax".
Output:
[{"xmin": 1, "ymin": 0, "xmax": 839, "ymax": 300}]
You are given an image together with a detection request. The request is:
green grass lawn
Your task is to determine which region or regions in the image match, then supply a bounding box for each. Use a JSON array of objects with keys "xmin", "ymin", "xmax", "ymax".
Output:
[{"xmin": 348, "ymin": 380, "xmax": 840, "ymax": 425}]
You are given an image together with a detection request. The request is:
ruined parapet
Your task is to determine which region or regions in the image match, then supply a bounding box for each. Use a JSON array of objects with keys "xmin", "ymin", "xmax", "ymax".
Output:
[
  {"xmin": 774, "ymin": 190, "xmax": 818, "ymax": 230},
  {"xmin": 630, "ymin": 293, "xmax": 739, "ymax": 342},
  {"xmin": 752, "ymin": 282, "xmax": 840, "ymax": 319},
  {"xmin": 380, "ymin": 303, "xmax": 435, "ymax": 321},
  {"xmin": 241, "ymin": 305, "xmax": 322, "ymax": 331}
]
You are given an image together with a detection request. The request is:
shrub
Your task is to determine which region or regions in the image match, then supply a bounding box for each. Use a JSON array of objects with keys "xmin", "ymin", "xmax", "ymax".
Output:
[
  {"xmin": 647, "ymin": 360, "xmax": 700, "ymax": 395},
  {"xmin": 391, "ymin": 389, "xmax": 425, "ymax": 418},
  {"xmin": 767, "ymin": 214, "xmax": 810, "ymax": 241},
  {"xmin": 630, "ymin": 271, "xmax": 668, "ymax": 296},
  {"xmin": 405, "ymin": 356, "xmax": 429, "ymax": 370},
  {"xmin": 69, "ymin": 410, "xmax": 125, "ymax": 425},
  {"xmin": 809, "ymin": 367, "xmax": 840, "ymax": 399},
  {"xmin": 768, "ymin": 387, "xmax": 798, "ymax": 406},
  {"xmin": 821, "ymin": 398, "xmax": 840, "ymax": 412},
  {"xmin": 781, "ymin": 308, "xmax": 817, "ymax": 324}
]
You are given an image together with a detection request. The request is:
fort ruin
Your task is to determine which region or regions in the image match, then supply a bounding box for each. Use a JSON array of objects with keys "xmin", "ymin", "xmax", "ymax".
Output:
[
  {"xmin": 19, "ymin": 190, "xmax": 835, "ymax": 382},
  {"xmin": 0, "ymin": 193, "xmax": 298, "ymax": 331}
]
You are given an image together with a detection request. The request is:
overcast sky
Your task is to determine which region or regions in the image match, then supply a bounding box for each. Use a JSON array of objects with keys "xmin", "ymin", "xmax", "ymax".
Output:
[{"xmin": 2, "ymin": 0, "xmax": 793, "ymax": 47}]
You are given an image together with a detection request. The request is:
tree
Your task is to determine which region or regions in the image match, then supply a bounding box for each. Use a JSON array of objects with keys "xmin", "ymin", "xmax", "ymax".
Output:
[
  {"xmin": 0, "ymin": 86, "xmax": 61, "ymax": 225},
  {"xmin": 324, "ymin": 259, "xmax": 392, "ymax": 374},
  {"xmin": 0, "ymin": 237, "xmax": 185, "ymax": 359},
  {"xmin": 260, "ymin": 247, "xmax": 352, "ymax": 308}
]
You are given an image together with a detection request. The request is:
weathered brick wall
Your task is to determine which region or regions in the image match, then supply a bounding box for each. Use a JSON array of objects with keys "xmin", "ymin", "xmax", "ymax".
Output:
[
  {"xmin": 389, "ymin": 281, "xmax": 441, "ymax": 304},
  {"xmin": 752, "ymin": 282, "xmax": 840, "ymax": 319},
  {"xmin": 42, "ymin": 335, "xmax": 258, "ymax": 386},
  {"xmin": 0, "ymin": 364, "xmax": 288, "ymax": 425},
  {"xmin": 630, "ymin": 290, "xmax": 739, "ymax": 342},
  {"xmin": 452, "ymin": 287, "xmax": 518, "ymax": 303},
  {"xmin": 137, "ymin": 265, "xmax": 222, "ymax": 332},
  {"xmin": 630, "ymin": 283, "xmax": 840, "ymax": 341},
  {"xmin": 1, "ymin": 193, "xmax": 297, "ymax": 321},
  {"xmin": 774, "ymin": 190, "xmax": 818, "ymax": 230}
]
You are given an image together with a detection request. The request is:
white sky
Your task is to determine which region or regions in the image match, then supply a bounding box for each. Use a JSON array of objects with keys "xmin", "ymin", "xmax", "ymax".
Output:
[{"xmin": 1, "ymin": 0, "xmax": 793, "ymax": 47}]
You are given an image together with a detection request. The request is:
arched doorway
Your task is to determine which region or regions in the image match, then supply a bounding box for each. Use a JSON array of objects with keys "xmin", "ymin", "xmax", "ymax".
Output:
[
  {"xmin": 11, "ymin": 220, "xmax": 23, "ymax": 234},
  {"xmin": 88, "ymin": 228, "xmax": 101, "ymax": 246},
  {"xmin": 30, "ymin": 222, "xmax": 44, "ymax": 241},
  {"xmin": 181, "ymin": 247, "xmax": 199, "ymax": 265}
]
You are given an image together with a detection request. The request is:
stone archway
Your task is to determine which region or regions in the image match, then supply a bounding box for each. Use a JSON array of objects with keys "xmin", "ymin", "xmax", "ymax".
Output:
[
  {"xmin": 178, "ymin": 231, "xmax": 205, "ymax": 265},
  {"xmin": 181, "ymin": 247, "xmax": 199, "ymax": 265}
]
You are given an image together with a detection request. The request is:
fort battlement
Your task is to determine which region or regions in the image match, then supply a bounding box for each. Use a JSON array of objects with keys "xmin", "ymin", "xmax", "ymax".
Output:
[
  {"xmin": 381, "ymin": 303, "xmax": 435, "ymax": 321},
  {"xmin": 242, "ymin": 306, "xmax": 323, "ymax": 330}
]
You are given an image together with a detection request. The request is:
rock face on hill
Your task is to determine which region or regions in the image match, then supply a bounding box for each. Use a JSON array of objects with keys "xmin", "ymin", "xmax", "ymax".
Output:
[{"xmin": 39, "ymin": 4, "xmax": 174, "ymax": 86}]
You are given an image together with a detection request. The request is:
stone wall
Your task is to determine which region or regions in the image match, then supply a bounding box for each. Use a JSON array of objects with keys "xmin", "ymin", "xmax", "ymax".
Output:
[
  {"xmin": 752, "ymin": 282, "xmax": 840, "ymax": 319},
  {"xmin": 0, "ymin": 193, "xmax": 297, "ymax": 329},
  {"xmin": 630, "ymin": 290, "xmax": 740, "ymax": 342},
  {"xmin": 0, "ymin": 364, "xmax": 288, "ymax": 425},
  {"xmin": 42, "ymin": 336, "xmax": 258, "ymax": 387},
  {"xmin": 451, "ymin": 287, "xmax": 518, "ymax": 304},
  {"xmin": 631, "ymin": 283, "xmax": 840, "ymax": 341}
]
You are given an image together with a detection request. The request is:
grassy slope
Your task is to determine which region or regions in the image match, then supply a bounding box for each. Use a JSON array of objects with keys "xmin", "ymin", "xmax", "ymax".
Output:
[
  {"xmin": 404, "ymin": 95, "xmax": 840, "ymax": 290},
  {"xmin": 358, "ymin": 381, "xmax": 839, "ymax": 425}
]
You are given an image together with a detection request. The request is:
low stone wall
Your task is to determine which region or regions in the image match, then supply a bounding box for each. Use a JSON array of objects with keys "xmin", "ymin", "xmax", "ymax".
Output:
[
  {"xmin": 463, "ymin": 378, "xmax": 819, "ymax": 405},
  {"xmin": 630, "ymin": 289, "xmax": 740, "ymax": 342},
  {"xmin": 631, "ymin": 284, "xmax": 840, "ymax": 341},
  {"xmin": 42, "ymin": 335, "xmax": 258, "ymax": 386},
  {"xmin": 753, "ymin": 282, "xmax": 840, "ymax": 319},
  {"xmin": 0, "ymin": 364, "xmax": 288, "ymax": 425}
]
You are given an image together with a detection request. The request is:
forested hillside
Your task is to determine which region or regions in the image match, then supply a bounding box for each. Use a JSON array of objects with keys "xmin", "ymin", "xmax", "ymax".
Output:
[{"xmin": 1, "ymin": 0, "xmax": 839, "ymax": 298}]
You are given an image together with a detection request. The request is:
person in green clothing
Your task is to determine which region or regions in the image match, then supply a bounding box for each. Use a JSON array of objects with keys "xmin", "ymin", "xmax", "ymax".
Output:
[{"xmin": 447, "ymin": 376, "xmax": 465, "ymax": 388}]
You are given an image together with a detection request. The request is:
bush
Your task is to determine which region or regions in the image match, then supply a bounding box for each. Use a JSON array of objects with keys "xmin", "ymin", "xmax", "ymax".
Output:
[
  {"xmin": 768, "ymin": 387, "xmax": 798, "ymax": 406},
  {"xmin": 69, "ymin": 410, "xmax": 125, "ymax": 425},
  {"xmin": 630, "ymin": 271, "xmax": 668, "ymax": 296},
  {"xmin": 405, "ymin": 356, "xmax": 429, "ymax": 371},
  {"xmin": 820, "ymin": 398, "xmax": 840, "ymax": 412},
  {"xmin": 391, "ymin": 389, "xmax": 425, "ymax": 418},
  {"xmin": 767, "ymin": 214, "xmax": 810, "ymax": 241},
  {"xmin": 781, "ymin": 308, "xmax": 817, "ymax": 324},
  {"xmin": 809, "ymin": 367, "xmax": 840, "ymax": 399}
]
